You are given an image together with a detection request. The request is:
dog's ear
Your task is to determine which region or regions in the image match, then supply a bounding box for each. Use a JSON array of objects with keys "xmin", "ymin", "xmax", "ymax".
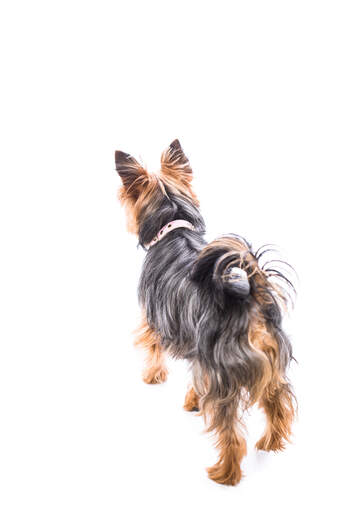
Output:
[
  {"xmin": 161, "ymin": 139, "xmax": 193, "ymax": 183},
  {"xmin": 115, "ymin": 150, "xmax": 148, "ymax": 197}
]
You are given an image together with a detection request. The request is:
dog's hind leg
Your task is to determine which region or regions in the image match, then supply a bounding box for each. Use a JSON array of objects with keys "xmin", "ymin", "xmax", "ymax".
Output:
[
  {"xmin": 134, "ymin": 313, "xmax": 168, "ymax": 384},
  {"xmin": 205, "ymin": 398, "xmax": 247, "ymax": 486},
  {"xmin": 255, "ymin": 379, "xmax": 295, "ymax": 452}
]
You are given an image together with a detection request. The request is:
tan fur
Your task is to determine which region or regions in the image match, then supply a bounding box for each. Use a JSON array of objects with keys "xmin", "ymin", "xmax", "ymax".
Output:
[
  {"xmin": 118, "ymin": 172, "xmax": 164, "ymax": 235},
  {"xmin": 247, "ymin": 318, "xmax": 279, "ymax": 403},
  {"xmin": 160, "ymin": 144, "xmax": 199, "ymax": 206},
  {"xmin": 183, "ymin": 387, "xmax": 200, "ymax": 412},
  {"xmin": 134, "ymin": 314, "xmax": 168, "ymax": 384},
  {"xmin": 207, "ymin": 433, "xmax": 247, "ymax": 486},
  {"xmin": 189, "ymin": 364, "xmax": 248, "ymax": 486},
  {"xmin": 249, "ymin": 318, "xmax": 296, "ymax": 451},
  {"xmin": 204, "ymin": 399, "xmax": 247, "ymax": 486},
  {"xmin": 255, "ymin": 382, "xmax": 295, "ymax": 451}
]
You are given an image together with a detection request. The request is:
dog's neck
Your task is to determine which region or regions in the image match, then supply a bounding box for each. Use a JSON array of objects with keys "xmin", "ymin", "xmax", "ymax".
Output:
[
  {"xmin": 138, "ymin": 191, "xmax": 206, "ymax": 250},
  {"xmin": 144, "ymin": 220, "xmax": 195, "ymax": 250}
]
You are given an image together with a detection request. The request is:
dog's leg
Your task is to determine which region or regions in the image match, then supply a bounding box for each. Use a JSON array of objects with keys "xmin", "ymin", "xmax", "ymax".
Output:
[
  {"xmin": 134, "ymin": 314, "xmax": 168, "ymax": 384},
  {"xmin": 183, "ymin": 386, "xmax": 200, "ymax": 411},
  {"xmin": 205, "ymin": 398, "xmax": 247, "ymax": 486},
  {"xmin": 255, "ymin": 380, "xmax": 295, "ymax": 451}
]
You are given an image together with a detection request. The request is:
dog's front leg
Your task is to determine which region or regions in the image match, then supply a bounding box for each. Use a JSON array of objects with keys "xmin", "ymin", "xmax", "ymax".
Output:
[
  {"xmin": 183, "ymin": 386, "xmax": 200, "ymax": 411},
  {"xmin": 134, "ymin": 313, "xmax": 168, "ymax": 384}
]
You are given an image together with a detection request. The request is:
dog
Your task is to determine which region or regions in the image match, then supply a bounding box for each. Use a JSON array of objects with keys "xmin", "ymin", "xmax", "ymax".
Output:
[{"xmin": 115, "ymin": 139, "xmax": 296, "ymax": 486}]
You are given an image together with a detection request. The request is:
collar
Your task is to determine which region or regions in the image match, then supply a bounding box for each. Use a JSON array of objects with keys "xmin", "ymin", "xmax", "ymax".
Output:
[{"xmin": 144, "ymin": 219, "xmax": 195, "ymax": 250}]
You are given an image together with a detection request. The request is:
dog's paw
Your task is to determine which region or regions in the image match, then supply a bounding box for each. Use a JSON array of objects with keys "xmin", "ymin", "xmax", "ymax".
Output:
[
  {"xmin": 183, "ymin": 387, "xmax": 200, "ymax": 412},
  {"xmin": 184, "ymin": 405, "xmax": 199, "ymax": 412},
  {"xmin": 207, "ymin": 462, "xmax": 242, "ymax": 486},
  {"xmin": 142, "ymin": 367, "xmax": 168, "ymax": 384}
]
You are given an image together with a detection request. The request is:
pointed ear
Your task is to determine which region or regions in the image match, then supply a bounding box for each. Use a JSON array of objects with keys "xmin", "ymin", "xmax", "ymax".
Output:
[
  {"xmin": 161, "ymin": 139, "xmax": 193, "ymax": 182},
  {"xmin": 115, "ymin": 150, "xmax": 147, "ymax": 193}
]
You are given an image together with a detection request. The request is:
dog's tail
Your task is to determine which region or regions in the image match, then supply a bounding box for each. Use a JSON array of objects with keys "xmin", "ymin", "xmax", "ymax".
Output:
[{"xmin": 192, "ymin": 235, "xmax": 252, "ymax": 300}]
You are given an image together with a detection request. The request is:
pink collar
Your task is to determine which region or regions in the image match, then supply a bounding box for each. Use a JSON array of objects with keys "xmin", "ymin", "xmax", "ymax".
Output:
[{"xmin": 145, "ymin": 220, "xmax": 195, "ymax": 249}]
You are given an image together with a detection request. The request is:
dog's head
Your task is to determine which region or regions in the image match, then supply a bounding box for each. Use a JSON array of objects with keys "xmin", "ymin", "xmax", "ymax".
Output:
[{"xmin": 115, "ymin": 140, "xmax": 204, "ymax": 245}]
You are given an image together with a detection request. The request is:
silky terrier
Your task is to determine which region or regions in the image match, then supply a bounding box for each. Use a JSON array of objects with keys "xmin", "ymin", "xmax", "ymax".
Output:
[{"xmin": 115, "ymin": 139, "xmax": 296, "ymax": 486}]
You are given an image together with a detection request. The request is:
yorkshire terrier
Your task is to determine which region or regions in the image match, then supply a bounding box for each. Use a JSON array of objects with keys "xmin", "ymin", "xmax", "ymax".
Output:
[{"xmin": 115, "ymin": 139, "xmax": 296, "ymax": 486}]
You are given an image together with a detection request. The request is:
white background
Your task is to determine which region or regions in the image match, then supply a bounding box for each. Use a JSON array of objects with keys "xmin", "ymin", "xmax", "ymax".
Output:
[{"xmin": 0, "ymin": 1, "xmax": 340, "ymax": 510}]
